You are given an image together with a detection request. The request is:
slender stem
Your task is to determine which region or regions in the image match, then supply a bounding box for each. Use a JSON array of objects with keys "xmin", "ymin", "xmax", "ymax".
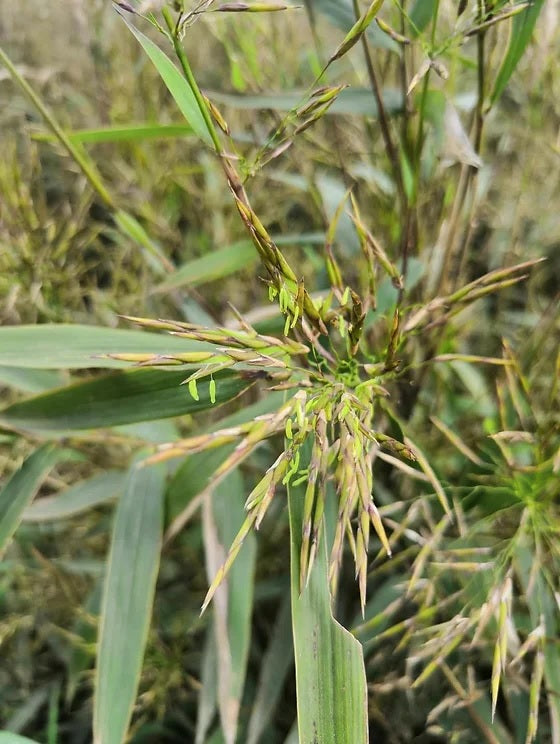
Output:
[
  {"xmin": 303, "ymin": 2, "xmax": 353, "ymax": 189},
  {"xmin": 396, "ymin": 0, "xmax": 416, "ymax": 305},
  {"xmin": 435, "ymin": 164, "xmax": 470, "ymax": 296},
  {"xmin": 162, "ymin": 6, "xmax": 224, "ymax": 156},
  {"xmin": 473, "ymin": 0, "xmax": 486, "ymax": 153},
  {"xmin": 413, "ymin": 0, "xmax": 440, "ymax": 187},
  {"xmin": 398, "ymin": 0, "xmax": 410, "ymax": 149},
  {"xmin": 351, "ymin": 0, "xmax": 405, "ymax": 206},
  {"xmin": 436, "ymin": 0, "xmax": 487, "ymax": 296},
  {"xmin": 0, "ymin": 43, "xmax": 114, "ymax": 208}
]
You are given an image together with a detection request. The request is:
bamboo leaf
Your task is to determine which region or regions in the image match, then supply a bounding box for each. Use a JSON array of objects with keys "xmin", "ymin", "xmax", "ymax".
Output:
[
  {"xmin": 93, "ymin": 463, "xmax": 166, "ymax": 744},
  {"xmin": 490, "ymin": 0, "xmax": 545, "ymax": 105},
  {"xmin": 0, "ymin": 735, "xmax": 42, "ymax": 744},
  {"xmin": 408, "ymin": 0, "xmax": 438, "ymax": 35},
  {"xmin": 0, "ymin": 444, "xmax": 60, "ymax": 556},
  {"xmin": 195, "ymin": 623, "xmax": 218, "ymax": 744},
  {"xmin": 0, "ymin": 367, "xmax": 66, "ymax": 393},
  {"xmin": 208, "ymin": 470, "xmax": 256, "ymax": 744},
  {"xmin": 22, "ymin": 471, "xmax": 127, "ymax": 522},
  {"xmin": 308, "ymin": 0, "xmax": 397, "ymax": 51},
  {"xmin": 155, "ymin": 233, "xmax": 324, "ymax": 292},
  {"xmin": 32, "ymin": 123, "xmax": 193, "ymax": 144},
  {"xmin": 0, "ymin": 325, "xmax": 210, "ymax": 370},
  {"xmin": 247, "ymin": 594, "xmax": 294, "ymax": 744},
  {"xmin": 66, "ymin": 582, "xmax": 103, "ymax": 705},
  {"xmin": 0, "ymin": 369, "xmax": 249, "ymax": 434},
  {"xmin": 117, "ymin": 12, "xmax": 212, "ymax": 145},
  {"xmin": 288, "ymin": 443, "xmax": 368, "ymax": 744},
  {"xmin": 156, "ymin": 240, "xmax": 256, "ymax": 291},
  {"xmin": 210, "ymin": 87, "xmax": 403, "ymax": 117}
]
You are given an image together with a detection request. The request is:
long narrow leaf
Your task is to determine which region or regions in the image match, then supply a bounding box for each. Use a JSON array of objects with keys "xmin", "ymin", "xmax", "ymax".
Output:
[
  {"xmin": 195, "ymin": 622, "xmax": 219, "ymax": 744},
  {"xmin": 0, "ymin": 444, "xmax": 60, "ymax": 556},
  {"xmin": 490, "ymin": 0, "xmax": 545, "ymax": 104},
  {"xmin": 93, "ymin": 463, "xmax": 166, "ymax": 744},
  {"xmin": 118, "ymin": 12, "xmax": 211, "ymax": 145},
  {"xmin": 210, "ymin": 87, "xmax": 402, "ymax": 117},
  {"xmin": 408, "ymin": 0, "xmax": 438, "ymax": 35},
  {"xmin": 0, "ymin": 369, "xmax": 249, "ymax": 434},
  {"xmin": 0, "ymin": 367, "xmax": 66, "ymax": 393},
  {"xmin": 22, "ymin": 471, "xmax": 127, "ymax": 522},
  {"xmin": 32, "ymin": 123, "xmax": 193, "ymax": 144},
  {"xmin": 156, "ymin": 240, "xmax": 256, "ymax": 292},
  {"xmin": 155, "ymin": 233, "xmax": 324, "ymax": 292},
  {"xmin": 247, "ymin": 594, "xmax": 294, "ymax": 744},
  {"xmin": 208, "ymin": 470, "xmax": 256, "ymax": 744},
  {"xmin": 308, "ymin": 0, "xmax": 397, "ymax": 51},
  {"xmin": 0, "ymin": 734, "xmax": 42, "ymax": 744},
  {"xmin": 288, "ymin": 443, "xmax": 368, "ymax": 744},
  {"xmin": 0, "ymin": 325, "xmax": 210, "ymax": 370}
]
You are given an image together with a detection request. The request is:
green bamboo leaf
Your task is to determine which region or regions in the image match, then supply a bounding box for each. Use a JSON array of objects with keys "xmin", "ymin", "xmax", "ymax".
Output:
[
  {"xmin": 155, "ymin": 233, "xmax": 324, "ymax": 292},
  {"xmin": 308, "ymin": 0, "xmax": 397, "ymax": 51},
  {"xmin": 0, "ymin": 369, "xmax": 249, "ymax": 434},
  {"xmin": 408, "ymin": 0, "xmax": 438, "ymax": 35},
  {"xmin": 0, "ymin": 734, "xmax": 42, "ymax": 744},
  {"xmin": 209, "ymin": 470, "xmax": 256, "ymax": 743},
  {"xmin": 156, "ymin": 240, "xmax": 254, "ymax": 292},
  {"xmin": 0, "ymin": 324, "xmax": 210, "ymax": 370},
  {"xmin": 195, "ymin": 623, "xmax": 218, "ymax": 744},
  {"xmin": 210, "ymin": 87, "xmax": 402, "ymax": 117},
  {"xmin": 66, "ymin": 582, "xmax": 103, "ymax": 705},
  {"xmin": 93, "ymin": 463, "xmax": 166, "ymax": 744},
  {"xmin": 117, "ymin": 12, "xmax": 212, "ymax": 145},
  {"xmin": 115, "ymin": 419, "xmax": 180, "ymax": 443},
  {"xmin": 32, "ymin": 123, "xmax": 193, "ymax": 144},
  {"xmin": 0, "ymin": 366, "xmax": 66, "ymax": 393},
  {"xmin": 490, "ymin": 0, "xmax": 545, "ymax": 105},
  {"xmin": 0, "ymin": 444, "xmax": 60, "ymax": 556},
  {"xmin": 288, "ymin": 443, "xmax": 368, "ymax": 744},
  {"xmin": 247, "ymin": 594, "xmax": 294, "ymax": 744},
  {"xmin": 22, "ymin": 471, "xmax": 126, "ymax": 522}
]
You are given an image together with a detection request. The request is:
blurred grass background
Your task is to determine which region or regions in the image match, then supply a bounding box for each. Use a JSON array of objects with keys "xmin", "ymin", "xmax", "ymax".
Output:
[{"xmin": 1, "ymin": 1, "xmax": 559, "ymax": 742}]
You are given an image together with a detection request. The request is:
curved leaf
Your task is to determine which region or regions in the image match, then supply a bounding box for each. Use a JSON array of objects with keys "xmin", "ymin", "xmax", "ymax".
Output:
[
  {"xmin": 33, "ymin": 123, "xmax": 193, "ymax": 144},
  {"xmin": 247, "ymin": 594, "xmax": 294, "ymax": 744},
  {"xmin": 155, "ymin": 233, "xmax": 324, "ymax": 293},
  {"xmin": 22, "ymin": 471, "xmax": 127, "ymax": 522},
  {"xmin": 206, "ymin": 470, "xmax": 256, "ymax": 744},
  {"xmin": 408, "ymin": 0, "xmax": 438, "ymax": 35},
  {"xmin": 309, "ymin": 0, "xmax": 397, "ymax": 51},
  {"xmin": 118, "ymin": 12, "xmax": 212, "ymax": 145},
  {"xmin": 0, "ymin": 366, "xmax": 66, "ymax": 393},
  {"xmin": 0, "ymin": 369, "xmax": 249, "ymax": 434},
  {"xmin": 491, "ymin": 1, "xmax": 545, "ymax": 105},
  {"xmin": 288, "ymin": 445, "xmax": 368, "ymax": 744},
  {"xmin": 0, "ymin": 325, "xmax": 210, "ymax": 370},
  {"xmin": 156, "ymin": 240, "xmax": 256, "ymax": 293},
  {"xmin": 0, "ymin": 444, "xmax": 60, "ymax": 556},
  {"xmin": 211, "ymin": 87, "xmax": 403, "ymax": 117},
  {"xmin": 93, "ymin": 463, "xmax": 166, "ymax": 744}
]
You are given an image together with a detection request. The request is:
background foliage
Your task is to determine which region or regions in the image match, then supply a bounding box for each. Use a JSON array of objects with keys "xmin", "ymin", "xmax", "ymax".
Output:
[{"xmin": 0, "ymin": 1, "xmax": 559, "ymax": 742}]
